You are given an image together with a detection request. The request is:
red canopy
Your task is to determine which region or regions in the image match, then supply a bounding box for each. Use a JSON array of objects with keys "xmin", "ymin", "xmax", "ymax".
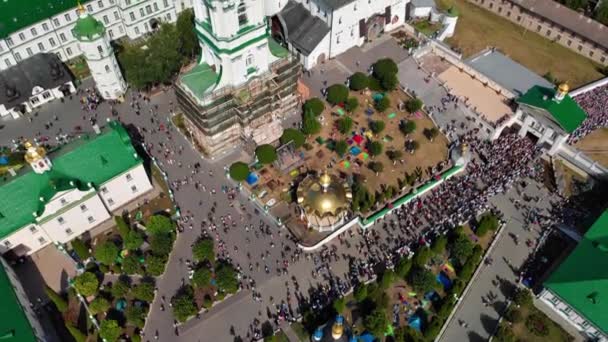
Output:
[{"xmin": 353, "ymin": 135, "xmax": 364, "ymax": 144}]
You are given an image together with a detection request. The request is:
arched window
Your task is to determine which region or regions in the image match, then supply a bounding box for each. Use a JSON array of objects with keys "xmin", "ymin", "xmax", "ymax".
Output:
[
  {"xmin": 105, "ymin": 65, "xmax": 110, "ymax": 73},
  {"xmin": 246, "ymin": 54, "xmax": 254, "ymax": 66},
  {"xmin": 238, "ymin": 0, "xmax": 248, "ymax": 26}
]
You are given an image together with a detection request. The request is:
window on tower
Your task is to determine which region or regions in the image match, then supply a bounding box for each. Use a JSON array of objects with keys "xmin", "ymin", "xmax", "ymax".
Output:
[
  {"xmin": 238, "ymin": 0, "xmax": 248, "ymax": 26},
  {"xmin": 105, "ymin": 65, "xmax": 110, "ymax": 72},
  {"xmin": 97, "ymin": 45, "xmax": 104, "ymax": 54}
]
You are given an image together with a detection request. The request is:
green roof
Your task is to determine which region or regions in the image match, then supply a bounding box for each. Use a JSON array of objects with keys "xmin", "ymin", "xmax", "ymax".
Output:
[
  {"xmin": 517, "ymin": 86, "xmax": 587, "ymax": 133},
  {"xmin": 0, "ymin": 262, "xmax": 37, "ymax": 342},
  {"xmin": 180, "ymin": 62, "xmax": 219, "ymax": 99},
  {"xmin": 269, "ymin": 38, "xmax": 289, "ymax": 58},
  {"xmin": 72, "ymin": 13, "xmax": 105, "ymax": 40},
  {"xmin": 0, "ymin": 0, "xmax": 91, "ymax": 39},
  {"xmin": 0, "ymin": 121, "xmax": 142, "ymax": 239},
  {"xmin": 544, "ymin": 211, "xmax": 608, "ymax": 333}
]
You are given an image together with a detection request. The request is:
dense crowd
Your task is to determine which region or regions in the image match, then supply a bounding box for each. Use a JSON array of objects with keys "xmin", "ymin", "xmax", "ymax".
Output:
[{"xmin": 570, "ymin": 83, "xmax": 608, "ymax": 144}]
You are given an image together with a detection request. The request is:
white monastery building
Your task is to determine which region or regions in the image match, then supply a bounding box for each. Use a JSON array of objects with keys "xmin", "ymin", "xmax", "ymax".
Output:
[{"xmin": 0, "ymin": 121, "xmax": 153, "ymax": 257}]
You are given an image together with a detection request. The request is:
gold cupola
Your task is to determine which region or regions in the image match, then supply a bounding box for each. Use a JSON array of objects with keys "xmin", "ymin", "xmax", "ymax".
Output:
[
  {"xmin": 554, "ymin": 82, "xmax": 569, "ymax": 102},
  {"xmin": 24, "ymin": 140, "xmax": 52, "ymax": 174}
]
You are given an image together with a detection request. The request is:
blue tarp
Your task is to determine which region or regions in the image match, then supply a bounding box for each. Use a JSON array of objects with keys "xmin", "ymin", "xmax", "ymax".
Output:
[
  {"xmin": 0, "ymin": 156, "xmax": 8, "ymax": 165},
  {"xmin": 246, "ymin": 172, "xmax": 259, "ymax": 185},
  {"xmin": 408, "ymin": 315, "xmax": 422, "ymax": 331},
  {"xmin": 359, "ymin": 333, "xmax": 375, "ymax": 342},
  {"xmin": 424, "ymin": 290, "xmax": 441, "ymax": 302},
  {"xmin": 350, "ymin": 146, "xmax": 362, "ymax": 155},
  {"xmin": 437, "ymin": 271, "xmax": 453, "ymax": 290}
]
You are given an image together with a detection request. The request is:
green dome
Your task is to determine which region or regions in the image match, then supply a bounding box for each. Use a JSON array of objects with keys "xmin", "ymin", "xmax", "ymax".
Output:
[{"xmin": 72, "ymin": 14, "xmax": 105, "ymax": 40}]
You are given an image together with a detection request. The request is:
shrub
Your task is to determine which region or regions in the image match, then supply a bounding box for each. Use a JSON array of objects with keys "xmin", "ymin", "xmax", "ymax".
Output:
[
  {"xmin": 94, "ymin": 241, "xmax": 119, "ymax": 266},
  {"xmin": 345, "ymin": 97, "xmax": 359, "ymax": 112},
  {"xmin": 172, "ymin": 286, "xmax": 198, "ymax": 322},
  {"xmin": 337, "ymin": 117, "xmax": 353, "ymax": 134},
  {"xmin": 66, "ymin": 324, "xmax": 87, "ymax": 342},
  {"xmin": 192, "ymin": 238, "xmax": 215, "ymax": 264},
  {"xmin": 145, "ymin": 254, "xmax": 168, "ymax": 276},
  {"xmin": 423, "ymin": 127, "xmax": 440, "ymax": 142},
  {"xmin": 368, "ymin": 141, "xmax": 383, "ymax": 156},
  {"xmin": 399, "ymin": 120, "xmax": 416, "ymax": 135},
  {"xmin": 409, "ymin": 267, "xmax": 436, "ymax": 293},
  {"xmin": 395, "ymin": 258, "xmax": 412, "ymax": 279},
  {"xmin": 303, "ymin": 97, "xmax": 325, "ymax": 116},
  {"xmin": 132, "ymin": 282, "xmax": 155, "ymax": 302},
  {"xmin": 333, "ymin": 297, "xmax": 346, "ymax": 314},
  {"xmin": 122, "ymin": 254, "xmax": 143, "ymax": 275},
  {"xmin": 513, "ymin": 288, "xmax": 533, "ymax": 306},
  {"xmin": 450, "ymin": 234, "xmax": 474, "ymax": 265},
  {"xmin": 73, "ymin": 272, "xmax": 99, "ymax": 297},
  {"xmin": 255, "ymin": 144, "xmax": 278, "ymax": 164},
  {"xmin": 146, "ymin": 215, "xmax": 175, "ymax": 236},
  {"xmin": 45, "ymin": 286, "xmax": 67, "ymax": 313},
  {"xmin": 368, "ymin": 161, "xmax": 384, "ymax": 174},
  {"xmin": 215, "ymin": 263, "xmax": 239, "ymax": 294},
  {"xmin": 431, "ymin": 235, "xmax": 448, "ymax": 255},
  {"xmin": 71, "ymin": 238, "xmax": 90, "ymax": 260},
  {"xmin": 405, "ymin": 140, "xmax": 420, "ymax": 154},
  {"xmin": 89, "ymin": 297, "xmax": 111, "ymax": 315},
  {"xmin": 192, "ymin": 266, "xmax": 212, "ymax": 289},
  {"xmin": 369, "ymin": 120, "xmax": 386, "ymax": 134},
  {"xmin": 505, "ymin": 307, "xmax": 523, "ymax": 324},
  {"xmin": 202, "ymin": 294, "xmax": 213, "ymax": 309},
  {"xmin": 364, "ymin": 308, "xmax": 388, "ymax": 338},
  {"xmin": 380, "ymin": 270, "xmax": 395, "ymax": 289},
  {"xmin": 405, "ymin": 98, "xmax": 423, "ymax": 113},
  {"xmin": 111, "ymin": 279, "xmax": 131, "ymax": 298},
  {"xmin": 423, "ymin": 316, "xmax": 443, "ymax": 339},
  {"xmin": 413, "ymin": 245, "xmax": 432, "ymax": 267},
  {"xmin": 525, "ymin": 313, "xmax": 550, "ymax": 336},
  {"xmin": 229, "ymin": 162, "xmax": 250, "ymax": 182},
  {"xmin": 349, "ymin": 72, "xmax": 369, "ymax": 90},
  {"xmin": 99, "ymin": 319, "xmax": 122, "ymax": 342},
  {"xmin": 150, "ymin": 232, "xmax": 174, "ymax": 256},
  {"xmin": 326, "ymin": 84, "xmax": 349, "ymax": 105},
  {"xmin": 374, "ymin": 96, "xmax": 391, "ymax": 112},
  {"xmin": 335, "ymin": 140, "xmax": 348, "ymax": 157},
  {"xmin": 115, "ymin": 216, "xmax": 130, "ymax": 239},
  {"xmin": 280, "ymin": 128, "xmax": 306, "ymax": 148},
  {"xmin": 301, "ymin": 110, "xmax": 322, "ymax": 135},
  {"xmin": 386, "ymin": 150, "xmax": 403, "ymax": 161},
  {"xmin": 354, "ymin": 284, "xmax": 368, "ymax": 302},
  {"xmin": 124, "ymin": 230, "xmax": 144, "ymax": 251},
  {"xmin": 125, "ymin": 305, "xmax": 147, "ymax": 328},
  {"xmin": 495, "ymin": 321, "xmax": 516, "ymax": 342}
]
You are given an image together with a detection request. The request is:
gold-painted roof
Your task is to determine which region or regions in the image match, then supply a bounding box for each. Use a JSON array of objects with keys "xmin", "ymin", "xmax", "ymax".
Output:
[
  {"xmin": 319, "ymin": 172, "xmax": 331, "ymax": 187},
  {"xmin": 76, "ymin": 2, "xmax": 86, "ymax": 15},
  {"xmin": 558, "ymin": 83, "xmax": 569, "ymax": 93},
  {"xmin": 331, "ymin": 323, "xmax": 344, "ymax": 339},
  {"xmin": 297, "ymin": 173, "xmax": 352, "ymax": 218},
  {"xmin": 24, "ymin": 141, "xmax": 47, "ymax": 163}
]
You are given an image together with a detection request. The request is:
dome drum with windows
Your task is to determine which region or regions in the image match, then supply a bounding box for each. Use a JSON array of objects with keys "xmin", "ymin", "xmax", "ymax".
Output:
[
  {"xmin": 71, "ymin": 3, "xmax": 106, "ymax": 41},
  {"xmin": 296, "ymin": 172, "xmax": 352, "ymax": 232}
]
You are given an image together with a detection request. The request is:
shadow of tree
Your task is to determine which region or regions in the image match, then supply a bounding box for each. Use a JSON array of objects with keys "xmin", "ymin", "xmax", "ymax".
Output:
[
  {"xmin": 467, "ymin": 330, "xmax": 487, "ymax": 342},
  {"xmin": 480, "ymin": 313, "xmax": 498, "ymax": 335}
]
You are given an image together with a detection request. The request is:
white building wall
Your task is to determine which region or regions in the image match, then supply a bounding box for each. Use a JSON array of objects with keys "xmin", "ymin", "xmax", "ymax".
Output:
[
  {"xmin": 0, "ymin": 224, "xmax": 52, "ymax": 256},
  {"xmin": 98, "ymin": 164, "xmax": 153, "ymax": 211},
  {"xmin": 412, "ymin": 6, "xmax": 432, "ymax": 18},
  {"xmin": 301, "ymin": 33, "xmax": 330, "ymax": 70}
]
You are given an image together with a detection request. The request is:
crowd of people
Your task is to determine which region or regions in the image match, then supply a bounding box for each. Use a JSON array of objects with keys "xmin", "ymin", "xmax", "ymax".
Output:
[{"xmin": 570, "ymin": 83, "xmax": 608, "ymax": 144}]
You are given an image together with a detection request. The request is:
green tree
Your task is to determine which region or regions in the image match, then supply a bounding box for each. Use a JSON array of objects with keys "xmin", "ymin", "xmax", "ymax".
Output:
[
  {"xmin": 229, "ymin": 162, "xmax": 250, "ymax": 182},
  {"xmin": 45, "ymin": 286, "xmax": 67, "ymax": 313},
  {"xmin": 303, "ymin": 98, "xmax": 325, "ymax": 116},
  {"xmin": 364, "ymin": 308, "xmax": 389, "ymax": 338},
  {"xmin": 450, "ymin": 234, "xmax": 474, "ymax": 265},
  {"xmin": 431, "ymin": 236, "xmax": 448, "ymax": 255},
  {"xmin": 146, "ymin": 215, "xmax": 175, "ymax": 235},
  {"xmin": 386, "ymin": 149, "xmax": 403, "ymax": 162},
  {"xmin": 280, "ymin": 128, "xmax": 306, "ymax": 148},
  {"xmin": 192, "ymin": 267, "xmax": 212, "ymax": 289},
  {"xmin": 71, "ymin": 238, "xmax": 90, "ymax": 260},
  {"xmin": 505, "ymin": 307, "xmax": 523, "ymax": 324},
  {"xmin": 369, "ymin": 120, "xmax": 386, "ymax": 134},
  {"xmin": 337, "ymin": 117, "xmax": 353, "ymax": 134},
  {"xmin": 66, "ymin": 324, "xmax": 87, "ymax": 342},
  {"xmin": 400, "ymin": 120, "xmax": 417, "ymax": 135},
  {"xmin": 380, "ymin": 270, "xmax": 395, "ymax": 289},
  {"xmin": 255, "ymin": 144, "xmax": 278, "ymax": 164},
  {"xmin": 368, "ymin": 141, "xmax": 383, "ymax": 156},
  {"xmin": 405, "ymin": 98, "xmax": 423, "ymax": 113},
  {"xmin": 405, "ymin": 140, "xmax": 420, "ymax": 154},
  {"xmin": 124, "ymin": 230, "xmax": 144, "ymax": 251},
  {"xmin": 349, "ymin": 72, "xmax": 369, "ymax": 90},
  {"xmin": 215, "ymin": 263, "xmax": 239, "ymax": 294},
  {"xmin": 150, "ymin": 233, "xmax": 174, "ymax": 256},
  {"xmin": 345, "ymin": 97, "xmax": 359, "ymax": 112},
  {"xmin": 409, "ymin": 267, "xmax": 436, "ymax": 293},
  {"xmin": 423, "ymin": 127, "xmax": 439, "ymax": 142},
  {"xmin": 373, "ymin": 58, "xmax": 398, "ymax": 81},
  {"xmin": 125, "ymin": 305, "xmax": 147, "ymax": 328},
  {"xmin": 354, "ymin": 283, "xmax": 368, "ymax": 302},
  {"xmin": 495, "ymin": 321, "xmax": 516, "ymax": 342},
  {"xmin": 596, "ymin": 1, "xmax": 608, "ymax": 25},
  {"xmin": 172, "ymin": 286, "xmax": 198, "ymax": 322},
  {"xmin": 89, "ymin": 297, "xmax": 111, "ymax": 315},
  {"xmin": 335, "ymin": 140, "xmax": 348, "ymax": 157},
  {"xmin": 132, "ymin": 282, "xmax": 155, "ymax": 302},
  {"xmin": 476, "ymin": 214, "xmax": 499, "ymax": 237},
  {"xmin": 301, "ymin": 110, "xmax": 322, "ymax": 135},
  {"xmin": 381, "ymin": 73, "xmax": 398, "ymax": 91},
  {"xmin": 395, "ymin": 258, "xmax": 413, "ymax": 279},
  {"xmin": 374, "ymin": 96, "xmax": 391, "ymax": 112},
  {"xmin": 111, "ymin": 278, "xmax": 131, "ymax": 298},
  {"xmin": 145, "ymin": 254, "xmax": 168, "ymax": 277},
  {"xmin": 121, "ymin": 254, "xmax": 143, "ymax": 275},
  {"xmin": 326, "ymin": 84, "xmax": 349, "ymax": 105},
  {"xmin": 176, "ymin": 9, "xmax": 199, "ymax": 59},
  {"xmin": 114, "ymin": 216, "xmax": 130, "ymax": 239},
  {"xmin": 513, "ymin": 288, "xmax": 533, "ymax": 306},
  {"xmin": 333, "ymin": 297, "xmax": 346, "ymax": 314},
  {"xmin": 394, "ymin": 326, "xmax": 424, "ymax": 342},
  {"xmin": 192, "ymin": 238, "xmax": 215, "ymax": 263},
  {"xmin": 73, "ymin": 272, "xmax": 99, "ymax": 297},
  {"xmin": 94, "ymin": 241, "xmax": 119, "ymax": 266},
  {"xmin": 423, "ymin": 316, "xmax": 443, "ymax": 339},
  {"xmin": 99, "ymin": 319, "xmax": 122, "ymax": 342},
  {"xmin": 413, "ymin": 246, "xmax": 432, "ymax": 267},
  {"xmin": 368, "ymin": 161, "xmax": 384, "ymax": 174}
]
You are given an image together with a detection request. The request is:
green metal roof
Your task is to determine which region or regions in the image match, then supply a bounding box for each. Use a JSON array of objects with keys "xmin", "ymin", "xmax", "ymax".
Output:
[
  {"xmin": 268, "ymin": 38, "xmax": 289, "ymax": 58},
  {"xmin": 0, "ymin": 262, "xmax": 37, "ymax": 342},
  {"xmin": 180, "ymin": 62, "xmax": 219, "ymax": 99},
  {"xmin": 517, "ymin": 86, "xmax": 587, "ymax": 134},
  {"xmin": 0, "ymin": 0, "xmax": 91, "ymax": 39},
  {"xmin": 72, "ymin": 13, "xmax": 105, "ymax": 40},
  {"xmin": 0, "ymin": 121, "xmax": 142, "ymax": 239},
  {"xmin": 544, "ymin": 211, "xmax": 608, "ymax": 333}
]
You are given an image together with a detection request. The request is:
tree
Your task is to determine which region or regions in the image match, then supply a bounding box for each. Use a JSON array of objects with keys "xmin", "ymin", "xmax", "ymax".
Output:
[
  {"xmin": 66, "ymin": 324, "xmax": 87, "ymax": 342},
  {"xmin": 424, "ymin": 127, "xmax": 439, "ymax": 142},
  {"xmin": 124, "ymin": 230, "xmax": 144, "ymax": 251},
  {"xmin": 374, "ymin": 96, "xmax": 391, "ymax": 112},
  {"xmin": 94, "ymin": 241, "xmax": 119, "ymax": 266},
  {"xmin": 150, "ymin": 233, "xmax": 174, "ymax": 256},
  {"xmin": 71, "ymin": 238, "xmax": 90, "ymax": 260},
  {"xmin": 413, "ymin": 245, "xmax": 432, "ymax": 267},
  {"xmin": 423, "ymin": 316, "xmax": 443, "ymax": 339},
  {"xmin": 450, "ymin": 234, "xmax": 474, "ymax": 265},
  {"xmin": 364, "ymin": 308, "xmax": 389, "ymax": 338},
  {"xmin": 386, "ymin": 150, "xmax": 403, "ymax": 162},
  {"xmin": 395, "ymin": 258, "xmax": 413, "ymax": 279},
  {"xmin": 73, "ymin": 272, "xmax": 99, "ymax": 297},
  {"xmin": 369, "ymin": 120, "xmax": 386, "ymax": 134},
  {"xmin": 45, "ymin": 286, "xmax": 68, "ymax": 313},
  {"xmin": 122, "ymin": 254, "xmax": 143, "ymax": 275},
  {"xmin": 380, "ymin": 270, "xmax": 395, "ymax": 289},
  {"xmin": 146, "ymin": 215, "xmax": 175, "ymax": 236},
  {"xmin": 381, "ymin": 73, "xmax": 398, "ymax": 91},
  {"xmin": 89, "ymin": 297, "xmax": 111, "ymax": 315},
  {"xmin": 526, "ymin": 313, "xmax": 550, "ymax": 336},
  {"xmin": 172, "ymin": 286, "xmax": 198, "ymax": 322},
  {"xmin": 400, "ymin": 120, "xmax": 417, "ymax": 135},
  {"xmin": 345, "ymin": 97, "xmax": 359, "ymax": 112},
  {"xmin": 495, "ymin": 321, "xmax": 516, "ymax": 342},
  {"xmin": 192, "ymin": 266, "xmax": 212, "ymax": 289},
  {"xmin": 373, "ymin": 58, "xmax": 398, "ymax": 82},
  {"xmin": 405, "ymin": 140, "xmax": 420, "ymax": 154},
  {"xmin": 115, "ymin": 216, "xmax": 130, "ymax": 239},
  {"xmin": 176, "ymin": 9, "xmax": 199, "ymax": 59},
  {"xmin": 513, "ymin": 288, "xmax": 533, "ymax": 306},
  {"xmin": 349, "ymin": 72, "xmax": 369, "ymax": 91},
  {"xmin": 476, "ymin": 214, "xmax": 499, "ymax": 237},
  {"xmin": 405, "ymin": 98, "xmax": 423, "ymax": 113},
  {"xmin": 368, "ymin": 161, "xmax": 384, "ymax": 174},
  {"xmin": 368, "ymin": 141, "xmax": 383, "ymax": 156},
  {"xmin": 229, "ymin": 162, "xmax": 250, "ymax": 182},
  {"xmin": 409, "ymin": 267, "xmax": 436, "ymax": 293},
  {"xmin": 145, "ymin": 254, "xmax": 168, "ymax": 276},
  {"xmin": 215, "ymin": 263, "xmax": 239, "ymax": 294},
  {"xmin": 111, "ymin": 278, "xmax": 131, "ymax": 298},
  {"xmin": 335, "ymin": 140, "xmax": 348, "ymax": 157},
  {"xmin": 354, "ymin": 283, "xmax": 368, "ymax": 302},
  {"xmin": 394, "ymin": 326, "xmax": 424, "ymax": 342},
  {"xmin": 596, "ymin": 1, "xmax": 608, "ymax": 25},
  {"xmin": 132, "ymin": 282, "xmax": 155, "ymax": 302},
  {"xmin": 280, "ymin": 128, "xmax": 306, "ymax": 148},
  {"xmin": 333, "ymin": 297, "xmax": 346, "ymax": 314},
  {"xmin": 303, "ymin": 98, "xmax": 325, "ymax": 117},
  {"xmin": 505, "ymin": 307, "xmax": 523, "ymax": 324},
  {"xmin": 326, "ymin": 84, "xmax": 349, "ymax": 105},
  {"xmin": 99, "ymin": 319, "xmax": 122, "ymax": 342},
  {"xmin": 125, "ymin": 305, "xmax": 147, "ymax": 328},
  {"xmin": 301, "ymin": 110, "xmax": 322, "ymax": 135},
  {"xmin": 431, "ymin": 235, "xmax": 448, "ymax": 255},
  {"xmin": 255, "ymin": 144, "xmax": 278, "ymax": 164},
  {"xmin": 337, "ymin": 117, "xmax": 353, "ymax": 134},
  {"xmin": 192, "ymin": 238, "xmax": 215, "ymax": 263}
]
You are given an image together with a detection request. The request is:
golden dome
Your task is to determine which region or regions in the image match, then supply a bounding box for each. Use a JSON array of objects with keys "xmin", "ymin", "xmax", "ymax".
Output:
[
  {"xmin": 76, "ymin": 1, "xmax": 86, "ymax": 15},
  {"xmin": 558, "ymin": 83, "xmax": 569, "ymax": 93},
  {"xmin": 331, "ymin": 323, "xmax": 344, "ymax": 339},
  {"xmin": 319, "ymin": 172, "xmax": 332, "ymax": 188},
  {"xmin": 24, "ymin": 141, "xmax": 47, "ymax": 164},
  {"xmin": 297, "ymin": 173, "xmax": 352, "ymax": 219}
]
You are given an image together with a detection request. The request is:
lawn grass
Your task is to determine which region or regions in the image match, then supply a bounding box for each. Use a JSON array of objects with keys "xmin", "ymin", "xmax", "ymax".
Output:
[
  {"xmin": 438, "ymin": 0, "xmax": 603, "ymax": 87},
  {"xmin": 290, "ymin": 322, "xmax": 309, "ymax": 341},
  {"xmin": 412, "ymin": 20, "xmax": 442, "ymax": 37},
  {"xmin": 507, "ymin": 301, "xmax": 573, "ymax": 342}
]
